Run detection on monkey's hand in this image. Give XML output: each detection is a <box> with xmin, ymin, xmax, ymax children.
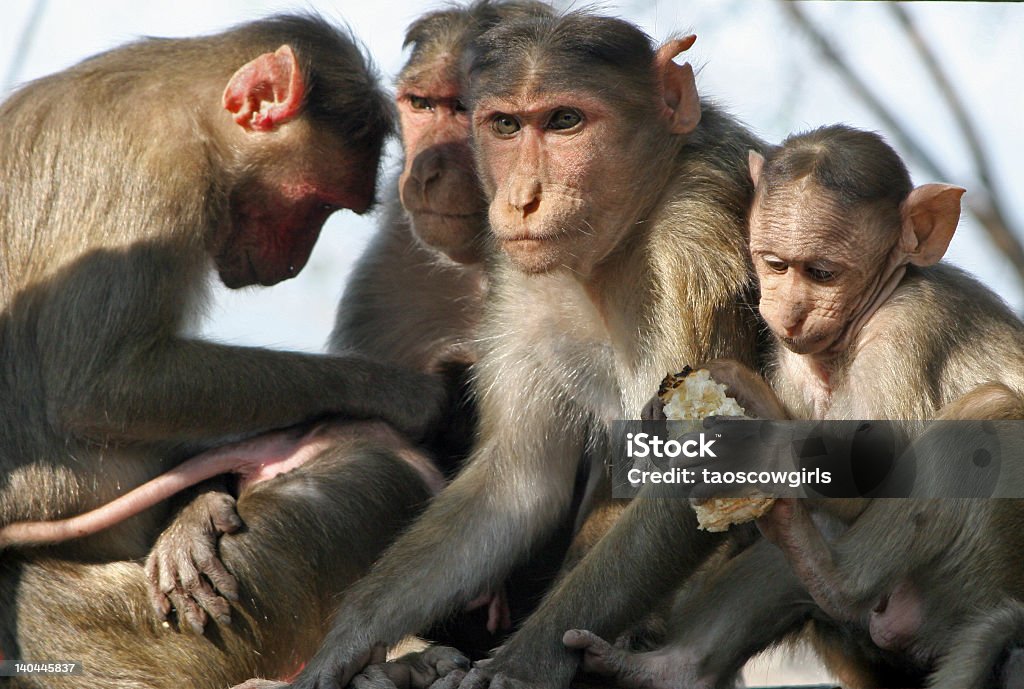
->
<box><xmin>350</xmin><ymin>645</ymin><xmax>471</xmax><ymax>689</ymax></box>
<box><xmin>145</xmin><ymin>485</ymin><xmax>242</xmax><ymax>634</ymax></box>
<box><xmin>696</xmin><ymin>359</ymin><xmax>788</xmax><ymax>420</ymax></box>
<box><xmin>445</xmin><ymin>657</ymin><xmax>565</xmax><ymax>689</ymax></box>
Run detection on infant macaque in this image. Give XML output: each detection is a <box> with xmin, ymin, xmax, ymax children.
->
<box><xmin>565</xmin><ymin>125</ymin><xmax>1024</xmax><ymax>689</ymax></box>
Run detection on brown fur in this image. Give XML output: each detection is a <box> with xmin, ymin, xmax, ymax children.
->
<box><xmin>260</xmin><ymin>12</ymin><xmax>765</xmax><ymax>689</ymax></box>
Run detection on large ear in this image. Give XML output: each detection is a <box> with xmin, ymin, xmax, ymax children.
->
<box><xmin>222</xmin><ymin>45</ymin><xmax>306</xmax><ymax>132</ymax></box>
<box><xmin>748</xmin><ymin>150</ymin><xmax>765</xmax><ymax>188</ymax></box>
<box><xmin>655</xmin><ymin>35</ymin><xmax>701</xmax><ymax>135</ymax></box>
<box><xmin>899</xmin><ymin>183</ymin><xmax>966</xmax><ymax>266</ymax></box>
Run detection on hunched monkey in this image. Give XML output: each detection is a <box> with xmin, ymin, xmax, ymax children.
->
<box><xmin>0</xmin><ymin>14</ymin><xmax>448</xmax><ymax>687</ymax></box>
<box><xmin>234</xmin><ymin>12</ymin><xmax>766</xmax><ymax>689</ymax></box>
<box><xmin>567</xmin><ymin>125</ymin><xmax>1024</xmax><ymax>689</ymax></box>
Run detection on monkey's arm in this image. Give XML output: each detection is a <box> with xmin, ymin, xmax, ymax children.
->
<box><xmin>466</xmin><ymin>496</ymin><xmax>729</xmax><ymax>689</ymax></box>
<box><xmin>564</xmin><ymin>539</ymin><xmax>814</xmax><ymax>689</ymax></box>
<box><xmin>282</xmin><ymin>349</ymin><xmax>588</xmax><ymax>689</ymax></box>
<box><xmin>48</xmin><ymin>336</ymin><xmax>443</xmax><ymax>444</ymax></box>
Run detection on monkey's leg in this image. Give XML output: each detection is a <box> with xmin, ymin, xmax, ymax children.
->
<box><xmin>1</xmin><ymin>441</ymin><xmax>433</xmax><ymax>689</ymax></box>
<box><xmin>928</xmin><ymin>600</ymin><xmax>1024</xmax><ymax>689</ymax></box>
<box><xmin>564</xmin><ymin>539</ymin><xmax>812</xmax><ymax>689</ymax></box>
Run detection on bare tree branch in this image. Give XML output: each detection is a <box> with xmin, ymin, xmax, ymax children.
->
<box><xmin>778</xmin><ymin>0</ymin><xmax>1024</xmax><ymax>286</ymax></box>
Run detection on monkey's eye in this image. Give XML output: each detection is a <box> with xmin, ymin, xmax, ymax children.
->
<box><xmin>807</xmin><ymin>266</ymin><xmax>836</xmax><ymax>283</ymax></box>
<box><xmin>547</xmin><ymin>109</ymin><xmax>582</xmax><ymax>131</ymax></box>
<box><xmin>763</xmin><ymin>257</ymin><xmax>788</xmax><ymax>274</ymax></box>
<box><xmin>492</xmin><ymin>114</ymin><xmax>521</xmax><ymax>137</ymax></box>
<box><xmin>409</xmin><ymin>95</ymin><xmax>433</xmax><ymax>111</ymax></box>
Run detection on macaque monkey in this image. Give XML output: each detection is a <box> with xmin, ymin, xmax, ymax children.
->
<box><xmin>139</xmin><ymin>1</ymin><xmax>579</xmax><ymax>654</ymax></box>
<box><xmin>233</xmin><ymin>12</ymin><xmax>766</xmax><ymax>689</ymax></box>
<box><xmin>0</xmin><ymin>14</ymin><xmax>455</xmax><ymax>687</ymax></box>
<box><xmin>566</xmin><ymin>125</ymin><xmax>1024</xmax><ymax>689</ymax></box>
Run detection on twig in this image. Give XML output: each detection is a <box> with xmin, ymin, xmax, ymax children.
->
<box><xmin>778</xmin><ymin>1</ymin><xmax>1024</xmax><ymax>286</ymax></box>
<box><xmin>3</xmin><ymin>0</ymin><xmax>49</xmax><ymax>93</ymax></box>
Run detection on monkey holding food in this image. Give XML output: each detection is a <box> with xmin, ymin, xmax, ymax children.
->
<box><xmin>566</xmin><ymin>125</ymin><xmax>1024</xmax><ymax>689</ymax></box>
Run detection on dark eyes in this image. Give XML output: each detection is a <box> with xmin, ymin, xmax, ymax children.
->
<box><xmin>409</xmin><ymin>95</ymin><xmax>468</xmax><ymax>114</ymax></box>
<box><xmin>807</xmin><ymin>267</ymin><xmax>836</xmax><ymax>283</ymax></box>
<box><xmin>409</xmin><ymin>95</ymin><xmax>432</xmax><ymax>110</ymax></box>
<box><xmin>762</xmin><ymin>257</ymin><xmax>837</xmax><ymax>283</ymax></box>
<box><xmin>548</xmin><ymin>109</ymin><xmax>582</xmax><ymax>130</ymax></box>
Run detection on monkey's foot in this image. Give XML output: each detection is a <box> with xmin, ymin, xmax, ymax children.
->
<box><xmin>563</xmin><ymin>630</ymin><xmax>713</xmax><ymax>689</ymax></box>
<box><xmin>145</xmin><ymin>487</ymin><xmax>242</xmax><ymax>634</ymax></box>
<box><xmin>351</xmin><ymin>646</ymin><xmax>471</xmax><ymax>689</ymax></box>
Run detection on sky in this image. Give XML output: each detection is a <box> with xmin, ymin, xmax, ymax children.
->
<box><xmin>3</xmin><ymin>0</ymin><xmax>1022</xmax><ymax>354</ymax></box>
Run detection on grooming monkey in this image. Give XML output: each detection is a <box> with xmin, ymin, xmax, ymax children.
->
<box><xmin>235</xmin><ymin>11</ymin><xmax>766</xmax><ymax>689</ymax></box>
<box><xmin>0</xmin><ymin>14</ymin><xmax>457</xmax><ymax>688</ymax></box>
<box><xmin>566</xmin><ymin>125</ymin><xmax>1024</xmax><ymax>689</ymax></box>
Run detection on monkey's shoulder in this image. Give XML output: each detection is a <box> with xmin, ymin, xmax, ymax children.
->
<box><xmin>855</xmin><ymin>263</ymin><xmax>1024</xmax><ymax>407</ymax></box>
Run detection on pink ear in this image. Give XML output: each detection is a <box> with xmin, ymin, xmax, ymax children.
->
<box><xmin>899</xmin><ymin>183</ymin><xmax>966</xmax><ymax>266</ymax></box>
<box><xmin>222</xmin><ymin>45</ymin><xmax>305</xmax><ymax>132</ymax></box>
<box><xmin>748</xmin><ymin>150</ymin><xmax>765</xmax><ymax>187</ymax></box>
<box><xmin>655</xmin><ymin>35</ymin><xmax>701</xmax><ymax>135</ymax></box>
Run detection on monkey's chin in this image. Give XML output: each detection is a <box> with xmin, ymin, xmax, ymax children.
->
<box><xmin>500</xmin><ymin>238</ymin><xmax>563</xmax><ymax>274</ymax></box>
<box><xmin>779</xmin><ymin>333</ymin><xmax>836</xmax><ymax>356</ymax></box>
<box><xmin>409</xmin><ymin>212</ymin><xmax>485</xmax><ymax>265</ymax></box>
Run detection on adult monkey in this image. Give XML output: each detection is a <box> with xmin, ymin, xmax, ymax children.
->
<box><xmin>0</xmin><ymin>14</ymin><xmax>448</xmax><ymax>687</ymax></box>
<box><xmin>139</xmin><ymin>0</ymin><xmax>570</xmax><ymax>649</ymax></box>
<box><xmin>235</xmin><ymin>12</ymin><xmax>764</xmax><ymax>689</ymax></box>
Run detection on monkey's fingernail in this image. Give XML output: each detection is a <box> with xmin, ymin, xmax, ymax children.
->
<box><xmin>455</xmin><ymin>656</ymin><xmax>471</xmax><ymax>669</ymax></box>
<box><xmin>216</xmin><ymin>612</ymin><xmax>232</xmax><ymax>625</ymax></box>
<box><xmin>161</xmin><ymin>620</ymin><xmax>171</xmax><ymax>629</ymax></box>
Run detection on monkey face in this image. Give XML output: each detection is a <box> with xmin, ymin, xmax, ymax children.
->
<box><xmin>213</xmin><ymin>124</ymin><xmax>381</xmax><ymax>288</ymax></box>
<box><xmin>474</xmin><ymin>90</ymin><xmax>643</xmax><ymax>277</ymax></box>
<box><xmin>397</xmin><ymin>79</ymin><xmax>486</xmax><ymax>265</ymax></box>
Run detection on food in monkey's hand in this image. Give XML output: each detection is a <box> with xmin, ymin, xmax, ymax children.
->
<box><xmin>658</xmin><ymin>366</ymin><xmax>775</xmax><ymax>532</ymax></box>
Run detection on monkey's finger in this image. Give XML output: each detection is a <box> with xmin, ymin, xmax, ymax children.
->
<box><xmin>640</xmin><ymin>396</ymin><xmax>666</xmax><ymax>421</ymax></box>
<box><xmin>428</xmin><ymin>669</ymin><xmax>466</xmax><ymax>689</ymax></box>
<box><xmin>189</xmin><ymin>573</ymin><xmax>233</xmax><ymax>627</ymax></box>
<box><xmin>207</xmin><ymin>492</ymin><xmax>244</xmax><ymax>534</ymax></box>
<box><xmin>352</xmin><ymin>665</ymin><xmax>403</xmax><ymax>689</ymax></box>
<box><xmin>167</xmin><ymin>587</ymin><xmax>208</xmax><ymax>635</ymax></box>
<box><xmin>419</xmin><ymin>646</ymin><xmax>471</xmax><ymax>677</ymax></box>
<box><xmin>563</xmin><ymin>629</ymin><xmax>623</xmax><ymax>676</ymax></box>
<box><xmin>144</xmin><ymin>555</ymin><xmax>172</xmax><ymax>620</ymax></box>
<box><xmin>194</xmin><ymin>543</ymin><xmax>240</xmax><ymax>602</ymax></box>
<box><xmin>455</xmin><ymin>667</ymin><xmax>491</xmax><ymax>689</ymax></box>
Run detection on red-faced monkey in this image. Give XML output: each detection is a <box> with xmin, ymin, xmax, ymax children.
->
<box><xmin>0</xmin><ymin>14</ymin><xmax>454</xmax><ymax>688</ymax></box>
<box><xmin>565</xmin><ymin>125</ymin><xmax>1024</xmax><ymax>689</ymax></box>
<box><xmin>233</xmin><ymin>12</ymin><xmax>766</xmax><ymax>689</ymax></box>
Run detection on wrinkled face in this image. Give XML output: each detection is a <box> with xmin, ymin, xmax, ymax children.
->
<box><xmin>213</xmin><ymin>123</ymin><xmax>380</xmax><ymax>288</ymax></box>
<box><xmin>474</xmin><ymin>89</ymin><xmax>640</xmax><ymax>276</ymax></box>
<box><xmin>397</xmin><ymin>63</ymin><xmax>486</xmax><ymax>264</ymax></box>
<box><xmin>751</xmin><ymin>183</ymin><xmax>892</xmax><ymax>356</ymax></box>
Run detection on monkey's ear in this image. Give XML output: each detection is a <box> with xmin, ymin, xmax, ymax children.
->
<box><xmin>222</xmin><ymin>45</ymin><xmax>306</xmax><ymax>132</ymax></box>
<box><xmin>748</xmin><ymin>150</ymin><xmax>765</xmax><ymax>187</ymax></box>
<box><xmin>655</xmin><ymin>35</ymin><xmax>701</xmax><ymax>135</ymax></box>
<box><xmin>900</xmin><ymin>184</ymin><xmax>966</xmax><ymax>266</ymax></box>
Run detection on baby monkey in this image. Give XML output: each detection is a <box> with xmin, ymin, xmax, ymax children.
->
<box><xmin>566</xmin><ymin>125</ymin><xmax>1024</xmax><ymax>689</ymax></box>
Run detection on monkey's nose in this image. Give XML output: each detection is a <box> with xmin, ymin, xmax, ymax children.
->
<box><xmin>510</xmin><ymin>180</ymin><xmax>542</xmax><ymax>215</ymax></box>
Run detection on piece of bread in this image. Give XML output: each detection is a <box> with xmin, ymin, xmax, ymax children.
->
<box><xmin>658</xmin><ymin>366</ymin><xmax>775</xmax><ymax>532</ymax></box>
